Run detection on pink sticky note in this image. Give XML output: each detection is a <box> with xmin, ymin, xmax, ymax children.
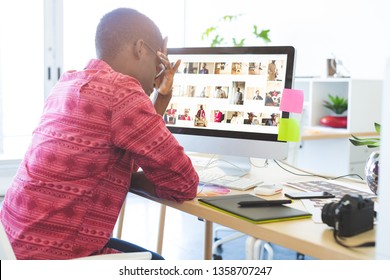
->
<box><xmin>279</xmin><ymin>88</ymin><xmax>304</xmax><ymax>113</ymax></box>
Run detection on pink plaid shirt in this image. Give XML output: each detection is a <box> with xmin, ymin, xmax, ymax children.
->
<box><xmin>0</xmin><ymin>59</ymin><xmax>198</xmax><ymax>259</ymax></box>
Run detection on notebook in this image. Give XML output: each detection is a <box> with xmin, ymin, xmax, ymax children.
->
<box><xmin>198</xmin><ymin>194</ymin><xmax>312</xmax><ymax>224</ymax></box>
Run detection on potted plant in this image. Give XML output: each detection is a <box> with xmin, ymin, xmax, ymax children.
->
<box><xmin>320</xmin><ymin>94</ymin><xmax>348</xmax><ymax>128</ymax></box>
<box><xmin>349</xmin><ymin>123</ymin><xmax>381</xmax><ymax>195</ymax></box>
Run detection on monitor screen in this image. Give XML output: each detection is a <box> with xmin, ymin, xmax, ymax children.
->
<box><xmin>165</xmin><ymin>46</ymin><xmax>295</xmax><ymax>175</ymax></box>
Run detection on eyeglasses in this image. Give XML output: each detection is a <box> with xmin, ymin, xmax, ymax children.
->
<box><xmin>143</xmin><ymin>41</ymin><xmax>166</xmax><ymax>79</ymax></box>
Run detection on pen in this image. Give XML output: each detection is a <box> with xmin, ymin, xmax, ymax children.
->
<box><xmin>238</xmin><ymin>199</ymin><xmax>292</xmax><ymax>208</ymax></box>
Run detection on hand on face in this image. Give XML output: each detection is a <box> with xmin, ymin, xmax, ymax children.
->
<box><xmin>154</xmin><ymin>37</ymin><xmax>181</xmax><ymax>95</ymax></box>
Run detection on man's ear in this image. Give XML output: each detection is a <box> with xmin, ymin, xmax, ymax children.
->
<box><xmin>132</xmin><ymin>39</ymin><xmax>144</xmax><ymax>60</ymax></box>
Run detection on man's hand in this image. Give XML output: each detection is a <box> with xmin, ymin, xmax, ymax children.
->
<box><xmin>154</xmin><ymin>37</ymin><xmax>181</xmax><ymax>95</ymax></box>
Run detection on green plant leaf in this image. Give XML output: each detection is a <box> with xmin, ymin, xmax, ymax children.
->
<box><xmin>222</xmin><ymin>15</ymin><xmax>239</xmax><ymax>22</ymax></box>
<box><xmin>350</xmin><ymin>135</ymin><xmax>380</xmax><ymax>142</ymax></box>
<box><xmin>374</xmin><ymin>122</ymin><xmax>381</xmax><ymax>134</ymax></box>
<box><xmin>201</xmin><ymin>26</ymin><xmax>217</xmax><ymax>40</ymax></box>
<box><xmin>232</xmin><ymin>38</ymin><xmax>245</xmax><ymax>46</ymax></box>
<box><xmin>323</xmin><ymin>94</ymin><xmax>348</xmax><ymax>114</ymax></box>
<box><xmin>349</xmin><ymin>139</ymin><xmax>380</xmax><ymax>148</ymax></box>
<box><xmin>211</xmin><ymin>35</ymin><xmax>224</xmax><ymax>47</ymax></box>
<box><xmin>253</xmin><ymin>26</ymin><xmax>271</xmax><ymax>43</ymax></box>
<box><xmin>201</xmin><ymin>14</ymin><xmax>271</xmax><ymax>47</ymax></box>
<box><xmin>349</xmin><ymin>122</ymin><xmax>381</xmax><ymax>148</ymax></box>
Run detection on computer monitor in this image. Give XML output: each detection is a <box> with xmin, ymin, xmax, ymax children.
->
<box><xmin>166</xmin><ymin>46</ymin><xmax>296</xmax><ymax>176</ymax></box>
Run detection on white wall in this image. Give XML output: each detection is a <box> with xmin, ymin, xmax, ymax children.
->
<box><xmin>183</xmin><ymin>0</ymin><xmax>390</xmax><ymax>79</ymax></box>
<box><xmin>60</xmin><ymin>0</ymin><xmax>390</xmax><ymax>79</ymax></box>
<box><xmin>62</xmin><ymin>0</ymin><xmax>185</xmax><ymax>70</ymax></box>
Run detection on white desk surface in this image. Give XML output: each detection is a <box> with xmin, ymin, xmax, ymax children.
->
<box><xmin>133</xmin><ymin>154</ymin><xmax>376</xmax><ymax>260</ymax></box>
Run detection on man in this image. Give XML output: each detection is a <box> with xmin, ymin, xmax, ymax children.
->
<box><xmin>265</xmin><ymin>113</ymin><xmax>278</xmax><ymax>126</ymax></box>
<box><xmin>179</xmin><ymin>109</ymin><xmax>192</xmax><ymax>120</ymax></box>
<box><xmin>214</xmin><ymin>86</ymin><xmax>223</xmax><ymax>98</ymax></box>
<box><xmin>234</xmin><ymin>87</ymin><xmax>243</xmax><ymax>105</ymax></box>
<box><xmin>195</xmin><ymin>104</ymin><xmax>206</xmax><ymax>126</ymax></box>
<box><xmin>165</xmin><ymin>103</ymin><xmax>177</xmax><ymax>124</ymax></box>
<box><xmin>199</xmin><ymin>63</ymin><xmax>209</xmax><ymax>74</ymax></box>
<box><xmin>253</xmin><ymin>90</ymin><xmax>263</xmax><ymax>100</ymax></box>
<box><xmin>213</xmin><ymin>86</ymin><xmax>226</xmax><ymax>99</ymax></box>
<box><xmin>244</xmin><ymin>112</ymin><xmax>256</xmax><ymax>124</ymax></box>
<box><xmin>0</xmin><ymin>8</ymin><xmax>198</xmax><ymax>260</ymax></box>
<box><xmin>268</xmin><ymin>60</ymin><xmax>278</xmax><ymax>81</ymax></box>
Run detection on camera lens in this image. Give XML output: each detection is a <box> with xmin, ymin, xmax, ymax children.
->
<box><xmin>321</xmin><ymin>202</ymin><xmax>338</xmax><ymax>227</ymax></box>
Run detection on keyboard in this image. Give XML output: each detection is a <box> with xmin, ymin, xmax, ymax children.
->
<box><xmin>198</xmin><ymin>171</ymin><xmax>263</xmax><ymax>191</ymax></box>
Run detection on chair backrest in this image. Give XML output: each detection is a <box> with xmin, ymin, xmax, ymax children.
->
<box><xmin>1</xmin><ymin>221</ymin><xmax>151</xmax><ymax>260</ymax></box>
<box><xmin>76</xmin><ymin>251</ymin><xmax>152</xmax><ymax>260</ymax></box>
<box><xmin>0</xmin><ymin>222</ymin><xmax>17</xmax><ymax>260</ymax></box>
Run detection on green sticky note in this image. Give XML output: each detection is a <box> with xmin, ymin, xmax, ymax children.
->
<box><xmin>278</xmin><ymin>118</ymin><xmax>300</xmax><ymax>142</ymax></box>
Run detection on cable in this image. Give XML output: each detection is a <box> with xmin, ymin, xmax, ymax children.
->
<box><xmin>199</xmin><ymin>155</ymin><xmax>365</xmax><ymax>182</ymax></box>
<box><xmin>196</xmin><ymin>154</ymin><xmax>218</xmax><ymax>172</ymax></box>
<box><xmin>273</xmin><ymin>160</ymin><xmax>330</xmax><ymax>180</ymax></box>
<box><xmin>331</xmin><ymin>174</ymin><xmax>364</xmax><ymax>180</ymax></box>
<box><xmin>333</xmin><ymin>230</ymin><xmax>375</xmax><ymax>248</ymax></box>
<box><xmin>274</xmin><ymin>160</ymin><xmax>365</xmax><ymax>181</ymax></box>
<box><xmin>203</xmin><ymin>154</ymin><xmax>218</xmax><ymax>169</ymax></box>
<box><xmin>249</xmin><ymin>158</ymin><xmax>269</xmax><ymax>169</ymax></box>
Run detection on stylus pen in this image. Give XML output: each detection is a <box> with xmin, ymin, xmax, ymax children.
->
<box><xmin>238</xmin><ymin>199</ymin><xmax>292</xmax><ymax>208</ymax></box>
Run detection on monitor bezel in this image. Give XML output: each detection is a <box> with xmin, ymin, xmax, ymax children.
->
<box><xmin>166</xmin><ymin>46</ymin><xmax>295</xmax><ymax>142</ymax></box>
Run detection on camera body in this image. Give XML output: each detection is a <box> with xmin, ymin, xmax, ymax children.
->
<box><xmin>321</xmin><ymin>194</ymin><xmax>374</xmax><ymax>237</ymax></box>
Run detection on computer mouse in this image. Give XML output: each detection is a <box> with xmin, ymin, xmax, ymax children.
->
<box><xmin>254</xmin><ymin>184</ymin><xmax>283</xmax><ymax>196</ymax></box>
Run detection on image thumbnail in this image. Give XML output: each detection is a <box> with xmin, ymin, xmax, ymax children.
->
<box><xmin>194</xmin><ymin>104</ymin><xmax>207</xmax><ymax>127</ymax></box>
<box><xmin>214</xmin><ymin>62</ymin><xmax>231</xmax><ymax>74</ymax></box>
<box><xmin>164</xmin><ymin>103</ymin><xmax>177</xmax><ymax>124</ymax></box>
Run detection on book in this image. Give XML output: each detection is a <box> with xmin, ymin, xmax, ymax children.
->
<box><xmin>198</xmin><ymin>194</ymin><xmax>312</xmax><ymax>224</ymax></box>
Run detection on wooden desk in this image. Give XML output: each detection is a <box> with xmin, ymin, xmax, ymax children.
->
<box><xmin>133</xmin><ymin>159</ymin><xmax>376</xmax><ymax>260</ymax></box>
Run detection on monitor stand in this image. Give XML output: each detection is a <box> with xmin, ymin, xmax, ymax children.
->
<box><xmin>216</xmin><ymin>155</ymin><xmax>251</xmax><ymax>177</ymax></box>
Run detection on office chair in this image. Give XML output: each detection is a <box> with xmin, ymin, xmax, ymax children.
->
<box><xmin>0</xmin><ymin>221</ymin><xmax>16</xmax><ymax>260</ymax></box>
<box><xmin>115</xmin><ymin>197</ymin><xmax>127</xmax><ymax>239</ymax></box>
<box><xmin>115</xmin><ymin>194</ymin><xmax>166</xmax><ymax>256</ymax></box>
<box><xmin>0</xmin><ymin>222</ymin><xmax>152</xmax><ymax>260</ymax></box>
<box><xmin>212</xmin><ymin>226</ymin><xmax>274</xmax><ymax>260</ymax></box>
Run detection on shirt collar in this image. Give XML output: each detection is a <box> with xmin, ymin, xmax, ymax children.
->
<box><xmin>84</xmin><ymin>59</ymin><xmax>113</xmax><ymax>71</ymax></box>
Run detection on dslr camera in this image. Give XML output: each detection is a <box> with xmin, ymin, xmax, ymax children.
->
<box><xmin>321</xmin><ymin>194</ymin><xmax>375</xmax><ymax>237</ymax></box>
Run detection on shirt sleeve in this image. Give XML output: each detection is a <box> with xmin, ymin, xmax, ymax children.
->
<box><xmin>111</xmin><ymin>83</ymin><xmax>198</xmax><ymax>202</ymax></box>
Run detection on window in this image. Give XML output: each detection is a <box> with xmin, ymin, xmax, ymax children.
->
<box><xmin>0</xmin><ymin>0</ymin><xmax>186</xmax><ymax>161</ymax></box>
<box><xmin>0</xmin><ymin>0</ymin><xmax>45</xmax><ymax>160</ymax></box>
<box><xmin>63</xmin><ymin>0</ymin><xmax>186</xmax><ymax>70</ymax></box>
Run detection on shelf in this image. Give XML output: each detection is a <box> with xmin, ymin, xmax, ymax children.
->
<box><xmin>302</xmin><ymin>127</ymin><xmax>378</xmax><ymax>141</ymax></box>
<box><xmin>294</xmin><ymin>78</ymin><xmax>382</xmax><ymax>132</ymax></box>
<box><xmin>291</xmin><ymin>78</ymin><xmax>383</xmax><ymax>177</ymax></box>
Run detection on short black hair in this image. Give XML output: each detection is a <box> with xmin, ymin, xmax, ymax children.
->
<box><xmin>95</xmin><ymin>8</ymin><xmax>162</xmax><ymax>60</ymax></box>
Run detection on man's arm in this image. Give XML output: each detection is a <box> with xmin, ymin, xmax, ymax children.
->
<box><xmin>130</xmin><ymin>171</ymin><xmax>158</xmax><ymax>198</ymax></box>
<box><xmin>152</xmin><ymin>90</ymin><xmax>173</xmax><ymax>116</ymax></box>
